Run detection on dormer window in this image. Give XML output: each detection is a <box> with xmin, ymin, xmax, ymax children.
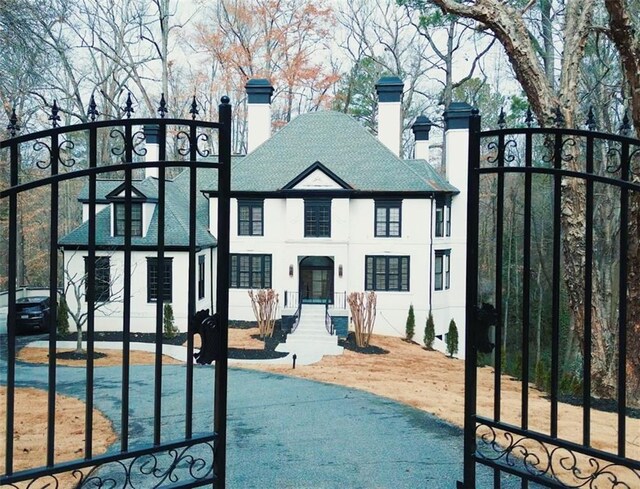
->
<box><xmin>114</xmin><ymin>202</ymin><xmax>143</xmax><ymax>236</ymax></box>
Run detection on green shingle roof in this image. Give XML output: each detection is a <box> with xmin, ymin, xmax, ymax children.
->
<box><xmin>210</xmin><ymin>110</ymin><xmax>457</xmax><ymax>193</ymax></box>
<box><xmin>60</xmin><ymin>177</ymin><xmax>215</xmax><ymax>249</ymax></box>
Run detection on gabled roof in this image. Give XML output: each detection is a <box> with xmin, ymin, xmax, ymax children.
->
<box><xmin>204</xmin><ymin>110</ymin><xmax>456</xmax><ymax>193</ymax></box>
<box><xmin>78</xmin><ymin>179</ymin><xmax>160</xmax><ymax>203</ymax></box>
<box><xmin>282</xmin><ymin>161</ymin><xmax>353</xmax><ymax>190</ymax></box>
<box><xmin>60</xmin><ymin>176</ymin><xmax>215</xmax><ymax>249</ymax></box>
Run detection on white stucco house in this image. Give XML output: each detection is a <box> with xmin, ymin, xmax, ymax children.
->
<box><xmin>59</xmin><ymin>77</ymin><xmax>473</xmax><ymax>355</ymax></box>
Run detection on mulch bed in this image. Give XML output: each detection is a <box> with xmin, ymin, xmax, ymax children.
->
<box><xmin>56</xmin><ymin>329</ymin><xmax>289</xmax><ymax>360</ymax></box>
<box><xmin>339</xmin><ymin>333</ymin><xmax>389</xmax><ymax>355</ymax></box>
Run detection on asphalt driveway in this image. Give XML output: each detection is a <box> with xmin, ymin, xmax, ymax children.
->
<box><xmin>2</xmin><ymin>338</ymin><xmax>532</xmax><ymax>488</ymax></box>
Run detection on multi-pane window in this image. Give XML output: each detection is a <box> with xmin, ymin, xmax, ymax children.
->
<box><xmin>198</xmin><ymin>255</ymin><xmax>205</xmax><ymax>300</ymax></box>
<box><xmin>147</xmin><ymin>257</ymin><xmax>173</xmax><ymax>302</ymax></box>
<box><xmin>304</xmin><ymin>199</ymin><xmax>331</xmax><ymax>237</ymax></box>
<box><xmin>230</xmin><ymin>254</ymin><xmax>272</xmax><ymax>289</ymax></box>
<box><xmin>114</xmin><ymin>202</ymin><xmax>143</xmax><ymax>236</ymax></box>
<box><xmin>85</xmin><ymin>256</ymin><xmax>110</xmax><ymax>302</ymax></box>
<box><xmin>365</xmin><ymin>256</ymin><xmax>410</xmax><ymax>291</ymax></box>
<box><xmin>435</xmin><ymin>197</ymin><xmax>451</xmax><ymax>237</ymax></box>
<box><xmin>434</xmin><ymin>250</ymin><xmax>451</xmax><ymax>291</ymax></box>
<box><xmin>375</xmin><ymin>200</ymin><xmax>401</xmax><ymax>237</ymax></box>
<box><xmin>238</xmin><ymin>200</ymin><xmax>264</xmax><ymax>236</ymax></box>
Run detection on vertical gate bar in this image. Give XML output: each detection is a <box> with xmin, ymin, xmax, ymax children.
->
<box><xmin>583</xmin><ymin>134</ymin><xmax>594</xmax><ymax>447</ymax></box>
<box><xmin>47</xmin><ymin>132</ymin><xmax>59</xmax><ymax>467</ymax></box>
<box><xmin>550</xmin><ymin>131</ymin><xmax>562</xmax><ymax>439</ymax></box>
<box><xmin>154</xmin><ymin>122</ymin><xmax>167</xmax><ymax>446</ymax></box>
<box><xmin>85</xmin><ymin>125</ymin><xmax>98</xmax><ymax>459</ymax></box>
<box><xmin>214</xmin><ymin>97</ymin><xmax>232</xmax><ymax>489</ymax></box>
<box><xmin>185</xmin><ymin>122</ymin><xmax>198</xmax><ymax>439</ymax></box>
<box><xmin>121</xmin><ymin>122</ymin><xmax>133</xmax><ymax>452</ymax></box>
<box><xmin>5</xmin><ymin>141</ymin><xmax>19</xmax><ymax>475</ymax></box>
<box><xmin>522</xmin><ymin>131</ymin><xmax>533</xmax><ymax>432</ymax></box>
<box><xmin>617</xmin><ymin>140</ymin><xmax>629</xmax><ymax>457</ymax></box>
<box><xmin>494</xmin><ymin>132</ymin><xmax>505</xmax><ymax>426</ymax></box>
<box><xmin>495</xmin><ymin>129</ymin><xmax>507</xmax><ymax>488</ymax></box>
<box><xmin>462</xmin><ymin>109</ymin><xmax>480</xmax><ymax>489</ymax></box>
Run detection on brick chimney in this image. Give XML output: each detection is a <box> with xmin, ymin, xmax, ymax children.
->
<box><xmin>411</xmin><ymin>115</ymin><xmax>432</xmax><ymax>161</ymax></box>
<box><xmin>245</xmin><ymin>78</ymin><xmax>274</xmax><ymax>153</ymax></box>
<box><xmin>375</xmin><ymin>76</ymin><xmax>404</xmax><ymax>157</ymax></box>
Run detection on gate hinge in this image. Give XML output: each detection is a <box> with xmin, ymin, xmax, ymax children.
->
<box><xmin>189</xmin><ymin>309</ymin><xmax>220</xmax><ymax>365</ymax></box>
<box><xmin>474</xmin><ymin>303</ymin><xmax>497</xmax><ymax>354</ymax></box>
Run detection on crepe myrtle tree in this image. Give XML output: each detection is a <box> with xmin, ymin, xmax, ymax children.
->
<box><xmin>63</xmin><ymin>251</ymin><xmax>129</xmax><ymax>353</ymax></box>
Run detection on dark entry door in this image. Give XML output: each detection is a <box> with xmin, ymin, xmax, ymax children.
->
<box><xmin>0</xmin><ymin>97</ymin><xmax>232</xmax><ymax>488</ymax></box>
<box><xmin>462</xmin><ymin>111</ymin><xmax>640</xmax><ymax>488</ymax></box>
<box><xmin>299</xmin><ymin>256</ymin><xmax>334</xmax><ymax>303</ymax></box>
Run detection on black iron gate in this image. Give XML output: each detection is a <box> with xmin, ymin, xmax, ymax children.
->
<box><xmin>0</xmin><ymin>95</ymin><xmax>232</xmax><ymax>487</ymax></box>
<box><xmin>461</xmin><ymin>110</ymin><xmax>640</xmax><ymax>488</ymax></box>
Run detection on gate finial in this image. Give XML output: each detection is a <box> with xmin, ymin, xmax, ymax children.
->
<box><xmin>123</xmin><ymin>92</ymin><xmax>135</xmax><ymax>119</ymax></box>
<box><xmin>620</xmin><ymin>112</ymin><xmax>631</xmax><ymax>135</ymax></box>
<box><xmin>7</xmin><ymin>107</ymin><xmax>20</xmax><ymax>137</ymax></box>
<box><xmin>525</xmin><ymin>107</ymin><xmax>534</xmax><ymax>127</ymax></box>
<box><xmin>189</xmin><ymin>95</ymin><xmax>199</xmax><ymax>120</ymax></box>
<box><xmin>158</xmin><ymin>93</ymin><xmax>168</xmax><ymax>118</ymax></box>
<box><xmin>497</xmin><ymin>107</ymin><xmax>506</xmax><ymax>129</ymax></box>
<box><xmin>586</xmin><ymin>107</ymin><xmax>597</xmax><ymax>131</ymax></box>
<box><xmin>49</xmin><ymin>100</ymin><xmax>61</xmax><ymax>127</ymax></box>
<box><xmin>88</xmin><ymin>94</ymin><xmax>99</xmax><ymax>122</ymax></box>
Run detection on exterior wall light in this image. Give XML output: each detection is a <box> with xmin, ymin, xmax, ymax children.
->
<box><xmin>338</xmin><ymin>265</ymin><xmax>343</xmax><ymax>277</ymax></box>
<box><xmin>289</xmin><ymin>264</ymin><xmax>294</xmax><ymax>277</ymax></box>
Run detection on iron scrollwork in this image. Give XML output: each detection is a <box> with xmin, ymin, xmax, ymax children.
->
<box><xmin>33</xmin><ymin>140</ymin><xmax>52</xmax><ymax>169</ymax></box>
<box><xmin>176</xmin><ymin>130</ymin><xmax>212</xmax><ymax>158</ymax></box>
<box><xmin>542</xmin><ymin>135</ymin><xmax>577</xmax><ymax>165</ymax></box>
<box><xmin>485</xmin><ymin>139</ymin><xmax>518</xmax><ymax>166</ymax></box>
<box><xmin>32</xmin><ymin>139</ymin><xmax>79</xmax><ymax>169</ymax></box>
<box><xmin>476</xmin><ymin>423</ymin><xmax>640</xmax><ymax>488</ymax></box>
<box><xmin>109</xmin><ymin>128</ymin><xmax>147</xmax><ymax>159</ymax></box>
<box><xmin>110</xmin><ymin>128</ymin><xmax>127</xmax><ymax>157</ymax></box>
<box><xmin>2</xmin><ymin>440</ymin><xmax>216</xmax><ymax>488</ymax></box>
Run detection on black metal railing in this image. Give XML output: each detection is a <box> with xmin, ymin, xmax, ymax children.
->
<box><xmin>0</xmin><ymin>94</ymin><xmax>232</xmax><ymax>489</ymax></box>
<box><xmin>324</xmin><ymin>301</ymin><xmax>334</xmax><ymax>335</ymax></box>
<box><xmin>462</xmin><ymin>107</ymin><xmax>640</xmax><ymax>488</ymax></box>
<box><xmin>291</xmin><ymin>302</ymin><xmax>302</xmax><ymax>334</ymax></box>
<box><xmin>283</xmin><ymin>290</ymin><xmax>346</xmax><ymax>309</ymax></box>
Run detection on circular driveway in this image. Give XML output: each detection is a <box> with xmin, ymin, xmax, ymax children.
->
<box><xmin>3</xmin><ymin>341</ymin><xmax>528</xmax><ymax>488</ymax></box>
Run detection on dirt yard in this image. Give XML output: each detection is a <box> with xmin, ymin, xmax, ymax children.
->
<box><xmin>8</xmin><ymin>328</ymin><xmax>640</xmax><ymax>483</ymax></box>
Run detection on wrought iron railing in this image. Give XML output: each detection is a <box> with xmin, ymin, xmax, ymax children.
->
<box><xmin>290</xmin><ymin>302</ymin><xmax>302</xmax><ymax>334</ymax></box>
<box><xmin>324</xmin><ymin>302</ymin><xmax>334</xmax><ymax>335</ymax></box>
<box><xmin>283</xmin><ymin>291</ymin><xmax>346</xmax><ymax>309</ymax></box>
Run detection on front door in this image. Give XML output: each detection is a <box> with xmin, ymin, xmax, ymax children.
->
<box><xmin>299</xmin><ymin>256</ymin><xmax>334</xmax><ymax>304</ymax></box>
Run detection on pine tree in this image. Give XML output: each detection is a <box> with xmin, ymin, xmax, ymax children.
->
<box><xmin>57</xmin><ymin>296</ymin><xmax>70</xmax><ymax>335</ymax></box>
<box><xmin>405</xmin><ymin>304</ymin><xmax>415</xmax><ymax>341</ymax></box>
<box><xmin>446</xmin><ymin>319</ymin><xmax>459</xmax><ymax>358</ymax></box>
<box><xmin>163</xmin><ymin>303</ymin><xmax>178</xmax><ymax>339</ymax></box>
<box><xmin>424</xmin><ymin>311</ymin><xmax>435</xmax><ymax>349</ymax></box>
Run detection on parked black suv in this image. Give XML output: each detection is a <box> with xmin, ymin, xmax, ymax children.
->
<box><xmin>15</xmin><ymin>296</ymin><xmax>51</xmax><ymax>334</ymax></box>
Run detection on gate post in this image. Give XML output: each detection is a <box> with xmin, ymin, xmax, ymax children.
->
<box><xmin>459</xmin><ymin>106</ymin><xmax>481</xmax><ymax>488</ymax></box>
<box><xmin>215</xmin><ymin>96</ymin><xmax>233</xmax><ymax>489</ymax></box>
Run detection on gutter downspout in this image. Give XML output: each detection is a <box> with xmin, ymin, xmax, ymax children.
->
<box><xmin>429</xmin><ymin>198</ymin><xmax>434</xmax><ymax>310</ymax></box>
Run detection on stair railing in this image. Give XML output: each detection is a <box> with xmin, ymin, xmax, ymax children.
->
<box><xmin>291</xmin><ymin>299</ymin><xmax>302</xmax><ymax>334</ymax></box>
<box><xmin>325</xmin><ymin>299</ymin><xmax>334</xmax><ymax>335</ymax></box>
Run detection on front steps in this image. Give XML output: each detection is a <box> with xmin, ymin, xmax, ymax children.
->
<box><xmin>276</xmin><ymin>304</ymin><xmax>344</xmax><ymax>358</ymax></box>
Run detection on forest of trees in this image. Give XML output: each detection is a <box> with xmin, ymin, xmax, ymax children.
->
<box><xmin>1</xmin><ymin>0</ymin><xmax>640</xmax><ymax>403</ymax></box>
